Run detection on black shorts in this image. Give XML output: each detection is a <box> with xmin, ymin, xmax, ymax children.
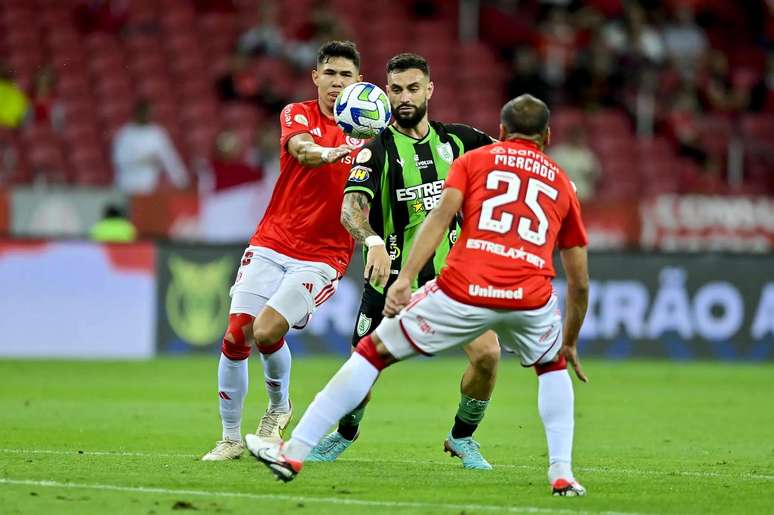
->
<box><xmin>350</xmin><ymin>283</ymin><xmax>386</xmax><ymax>347</ymax></box>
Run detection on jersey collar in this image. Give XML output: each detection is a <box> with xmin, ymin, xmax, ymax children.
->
<box><xmin>506</xmin><ymin>137</ymin><xmax>541</xmax><ymax>150</ymax></box>
<box><xmin>389</xmin><ymin>123</ymin><xmax>432</xmax><ymax>143</ymax></box>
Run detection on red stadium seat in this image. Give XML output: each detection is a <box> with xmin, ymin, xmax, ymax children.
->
<box><xmin>741</xmin><ymin>114</ymin><xmax>774</xmax><ymax>142</ymax></box>
<box><xmin>70</xmin><ymin>146</ymin><xmax>112</xmax><ymax>186</ymax></box>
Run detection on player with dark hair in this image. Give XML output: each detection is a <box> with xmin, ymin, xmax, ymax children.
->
<box><xmin>249</xmin><ymin>93</ymin><xmax>591</xmax><ymax>497</ymax></box>
<box><xmin>305</xmin><ymin>53</ymin><xmax>500</xmax><ymax>469</ymax></box>
<box><xmin>202</xmin><ymin>41</ymin><xmax>364</xmax><ymax>461</ymax></box>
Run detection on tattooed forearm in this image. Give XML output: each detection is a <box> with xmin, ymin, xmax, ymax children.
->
<box><xmin>341</xmin><ymin>192</ymin><xmax>378</xmax><ymax>243</ymax></box>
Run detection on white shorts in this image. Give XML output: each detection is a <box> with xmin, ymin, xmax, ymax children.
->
<box><xmin>229</xmin><ymin>246</ymin><xmax>340</xmax><ymax>328</ymax></box>
<box><xmin>376</xmin><ymin>280</ymin><xmax>562</xmax><ymax>366</ymax></box>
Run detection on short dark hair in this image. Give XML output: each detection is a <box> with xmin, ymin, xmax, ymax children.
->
<box><xmin>316</xmin><ymin>40</ymin><xmax>360</xmax><ymax>69</ymax></box>
<box><xmin>500</xmin><ymin>94</ymin><xmax>550</xmax><ymax>136</ymax></box>
<box><xmin>387</xmin><ymin>53</ymin><xmax>430</xmax><ymax>77</ymax></box>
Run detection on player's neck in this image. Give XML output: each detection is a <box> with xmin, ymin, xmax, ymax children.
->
<box><xmin>317</xmin><ymin>99</ymin><xmax>335</xmax><ymax>120</ymax></box>
<box><xmin>393</xmin><ymin>118</ymin><xmax>430</xmax><ymax>140</ymax></box>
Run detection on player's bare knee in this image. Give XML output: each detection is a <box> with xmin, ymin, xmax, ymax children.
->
<box><xmin>221</xmin><ymin>313</ymin><xmax>254</xmax><ymax>360</ymax></box>
<box><xmin>466</xmin><ymin>336</ymin><xmax>501</xmax><ymax>376</ymax></box>
<box><xmin>253</xmin><ymin>310</ymin><xmax>289</xmax><ymax>348</ymax></box>
<box><xmin>471</xmin><ymin>347</ymin><xmax>500</xmax><ymax>377</ymax></box>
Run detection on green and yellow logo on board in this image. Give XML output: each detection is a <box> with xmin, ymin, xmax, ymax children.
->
<box><xmin>166</xmin><ymin>255</ymin><xmax>233</xmax><ymax>346</ymax></box>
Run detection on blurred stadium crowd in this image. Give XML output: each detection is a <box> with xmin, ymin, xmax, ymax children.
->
<box><xmin>0</xmin><ymin>0</ymin><xmax>771</xmax><ymax>242</ymax></box>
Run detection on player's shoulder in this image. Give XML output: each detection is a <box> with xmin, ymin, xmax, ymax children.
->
<box><xmin>280</xmin><ymin>100</ymin><xmax>318</xmax><ymax>122</ymax></box>
<box><xmin>437</xmin><ymin>122</ymin><xmax>493</xmax><ymax>142</ymax></box>
<box><xmin>359</xmin><ymin>128</ymin><xmax>393</xmax><ymax>158</ymax></box>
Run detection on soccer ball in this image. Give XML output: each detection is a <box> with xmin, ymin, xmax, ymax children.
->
<box><xmin>334</xmin><ymin>82</ymin><xmax>392</xmax><ymax>139</ymax></box>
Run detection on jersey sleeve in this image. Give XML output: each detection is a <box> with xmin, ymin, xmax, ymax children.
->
<box><xmin>446</xmin><ymin>123</ymin><xmax>496</xmax><ymax>151</ymax></box>
<box><xmin>279</xmin><ymin>103</ymin><xmax>312</xmax><ymax>148</ymax></box>
<box><xmin>343</xmin><ymin>140</ymin><xmax>384</xmax><ymax>200</ymax></box>
<box><xmin>444</xmin><ymin>152</ymin><xmax>470</xmax><ymax>196</ymax></box>
<box><xmin>557</xmin><ymin>183</ymin><xmax>589</xmax><ymax>249</ymax></box>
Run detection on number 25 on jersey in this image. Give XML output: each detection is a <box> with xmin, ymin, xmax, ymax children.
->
<box><xmin>478</xmin><ymin>171</ymin><xmax>558</xmax><ymax>246</ymax></box>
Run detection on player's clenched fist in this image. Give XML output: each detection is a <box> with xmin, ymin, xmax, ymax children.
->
<box><xmin>383</xmin><ymin>277</ymin><xmax>411</xmax><ymax>317</ymax></box>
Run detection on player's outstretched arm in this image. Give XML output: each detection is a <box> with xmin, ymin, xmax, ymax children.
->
<box><xmin>384</xmin><ymin>187</ymin><xmax>463</xmax><ymax>317</ymax></box>
<box><xmin>287</xmin><ymin>133</ymin><xmax>356</xmax><ymax>168</ymax></box>
<box><xmin>342</xmin><ymin>192</ymin><xmax>391</xmax><ymax>288</ymax></box>
<box><xmin>559</xmin><ymin>245</ymin><xmax>590</xmax><ymax>383</ymax></box>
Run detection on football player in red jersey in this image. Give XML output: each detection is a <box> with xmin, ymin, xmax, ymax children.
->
<box><xmin>202</xmin><ymin>41</ymin><xmax>363</xmax><ymax>461</ymax></box>
<box><xmin>248</xmin><ymin>94</ymin><xmax>591</xmax><ymax>497</ymax></box>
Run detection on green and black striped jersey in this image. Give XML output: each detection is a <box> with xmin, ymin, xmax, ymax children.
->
<box><xmin>344</xmin><ymin>121</ymin><xmax>494</xmax><ymax>293</ymax></box>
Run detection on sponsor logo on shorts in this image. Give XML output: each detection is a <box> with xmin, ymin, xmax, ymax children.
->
<box><xmin>416</xmin><ymin>315</ymin><xmax>435</xmax><ymax>335</ymax></box>
<box><xmin>468</xmin><ymin>284</ymin><xmax>524</xmax><ymax>300</ymax></box>
<box><xmin>302</xmin><ymin>282</ymin><xmax>314</xmax><ymax>293</ymax></box>
<box><xmin>356</xmin><ymin>313</ymin><xmax>372</xmax><ymax>336</ymax></box>
<box><xmin>349</xmin><ymin>165</ymin><xmax>371</xmax><ymax>182</ymax></box>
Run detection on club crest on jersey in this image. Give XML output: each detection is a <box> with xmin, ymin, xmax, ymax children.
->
<box><xmin>437</xmin><ymin>142</ymin><xmax>454</xmax><ymax>164</ymax></box>
<box><xmin>294</xmin><ymin>114</ymin><xmax>309</xmax><ymax>126</ymax></box>
<box><xmin>356</xmin><ymin>313</ymin><xmax>372</xmax><ymax>336</ymax></box>
<box><xmin>356</xmin><ymin>148</ymin><xmax>372</xmax><ymax>163</ymax></box>
<box><xmin>348</xmin><ymin>166</ymin><xmax>371</xmax><ymax>182</ymax></box>
<box><xmin>346</xmin><ymin>135</ymin><xmax>366</xmax><ymax>148</ymax></box>
<box><xmin>448</xmin><ymin>229</ymin><xmax>458</xmax><ymax>244</ymax></box>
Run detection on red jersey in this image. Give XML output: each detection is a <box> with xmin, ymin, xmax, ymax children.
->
<box><xmin>437</xmin><ymin>139</ymin><xmax>588</xmax><ymax>309</ymax></box>
<box><xmin>250</xmin><ymin>100</ymin><xmax>362</xmax><ymax>275</ymax></box>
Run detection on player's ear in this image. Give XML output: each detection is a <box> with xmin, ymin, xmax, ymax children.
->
<box><xmin>358</xmin><ymin>73</ymin><xmax>363</xmax><ymax>81</ymax></box>
<box><xmin>426</xmin><ymin>80</ymin><xmax>434</xmax><ymax>99</ymax></box>
<box><xmin>312</xmin><ymin>68</ymin><xmax>319</xmax><ymax>86</ymax></box>
<box><xmin>498</xmin><ymin>123</ymin><xmax>506</xmax><ymax>141</ymax></box>
<box><xmin>545</xmin><ymin>126</ymin><xmax>551</xmax><ymax>146</ymax></box>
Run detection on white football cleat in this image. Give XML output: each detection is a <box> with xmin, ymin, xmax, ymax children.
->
<box><xmin>245</xmin><ymin>434</ymin><xmax>302</xmax><ymax>483</ymax></box>
<box><xmin>201</xmin><ymin>439</ymin><xmax>244</xmax><ymax>461</ymax></box>
<box><xmin>256</xmin><ymin>402</ymin><xmax>292</xmax><ymax>443</ymax></box>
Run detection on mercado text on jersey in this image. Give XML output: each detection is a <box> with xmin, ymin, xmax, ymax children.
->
<box><xmin>438</xmin><ymin>139</ymin><xmax>588</xmax><ymax>310</ymax></box>
<box><xmin>251</xmin><ymin>101</ymin><xmax>362</xmax><ymax>275</ymax></box>
<box><xmin>343</xmin><ymin>122</ymin><xmax>493</xmax><ymax>292</ymax></box>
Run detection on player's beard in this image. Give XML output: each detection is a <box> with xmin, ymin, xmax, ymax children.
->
<box><xmin>393</xmin><ymin>100</ymin><xmax>428</xmax><ymax>129</ymax></box>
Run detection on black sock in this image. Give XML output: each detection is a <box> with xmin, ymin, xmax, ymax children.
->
<box><xmin>338</xmin><ymin>423</ymin><xmax>359</xmax><ymax>441</ymax></box>
<box><xmin>451</xmin><ymin>415</ymin><xmax>478</xmax><ymax>439</ymax></box>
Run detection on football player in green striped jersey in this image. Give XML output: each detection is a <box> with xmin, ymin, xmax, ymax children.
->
<box><xmin>307</xmin><ymin>53</ymin><xmax>500</xmax><ymax>469</ymax></box>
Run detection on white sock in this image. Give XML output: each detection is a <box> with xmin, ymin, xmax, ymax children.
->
<box><xmin>218</xmin><ymin>353</ymin><xmax>248</xmax><ymax>442</ymax></box>
<box><xmin>260</xmin><ymin>341</ymin><xmax>291</xmax><ymax>411</ymax></box>
<box><xmin>285</xmin><ymin>353</ymin><xmax>379</xmax><ymax>462</ymax></box>
<box><xmin>537</xmin><ymin>369</ymin><xmax>575</xmax><ymax>481</ymax></box>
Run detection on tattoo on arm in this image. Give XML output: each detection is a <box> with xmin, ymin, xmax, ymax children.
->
<box><xmin>342</xmin><ymin>192</ymin><xmax>378</xmax><ymax>243</ymax></box>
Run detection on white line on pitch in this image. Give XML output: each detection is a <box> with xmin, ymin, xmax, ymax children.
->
<box><xmin>0</xmin><ymin>477</ymin><xmax>642</xmax><ymax>515</ymax></box>
<box><xmin>1</xmin><ymin>448</ymin><xmax>771</xmax><ymax>482</ymax></box>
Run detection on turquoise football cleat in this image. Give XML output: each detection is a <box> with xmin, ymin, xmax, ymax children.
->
<box><xmin>306</xmin><ymin>431</ymin><xmax>357</xmax><ymax>462</ymax></box>
<box><xmin>443</xmin><ymin>432</ymin><xmax>493</xmax><ymax>470</ymax></box>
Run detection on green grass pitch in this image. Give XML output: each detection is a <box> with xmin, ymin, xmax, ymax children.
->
<box><xmin>1</xmin><ymin>356</ymin><xmax>772</xmax><ymax>514</ymax></box>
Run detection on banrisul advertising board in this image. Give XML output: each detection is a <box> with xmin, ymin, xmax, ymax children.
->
<box><xmin>554</xmin><ymin>253</ymin><xmax>774</xmax><ymax>360</ymax></box>
<box><xmin>156</xmin><ymin>243</ymin><xmax>240</xmax><ymax>352</ymax></box>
